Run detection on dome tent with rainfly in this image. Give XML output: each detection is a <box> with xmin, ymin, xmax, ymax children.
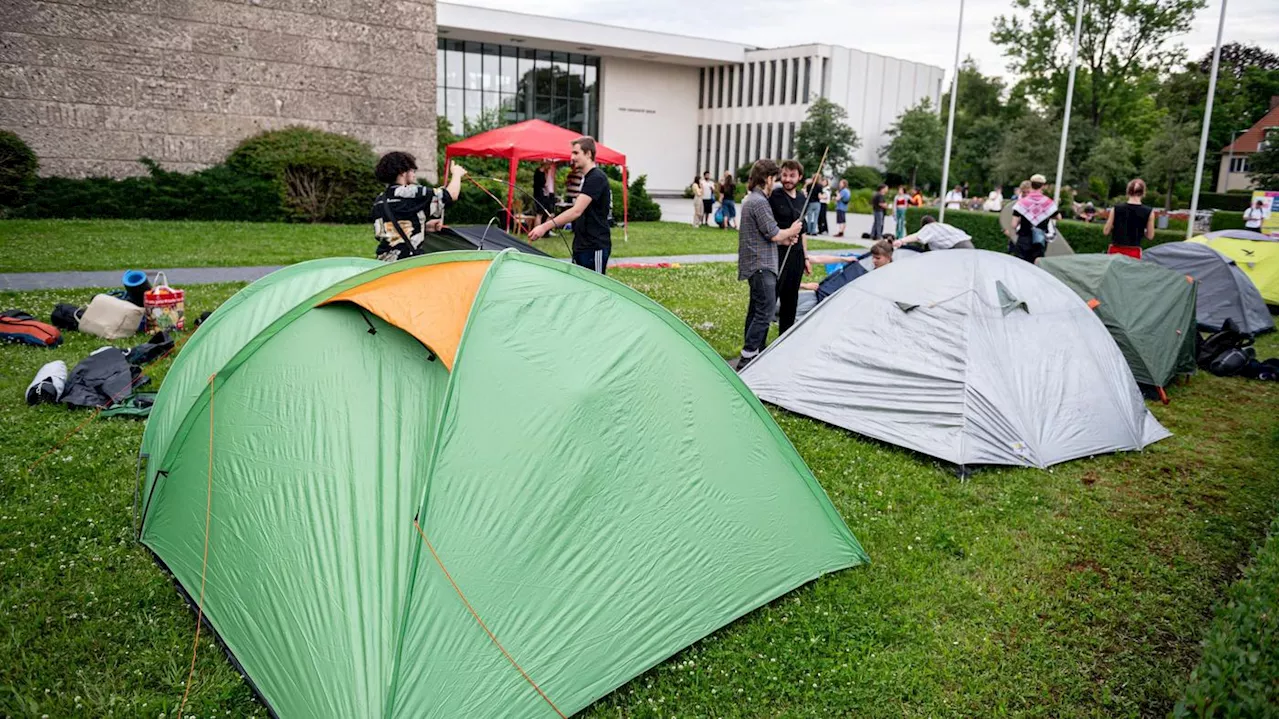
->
<box><xmin>739</xmin><ymin>250</ymin><xmax>1169</xmax><ymax>469</ymax></box>
<box><xmin>1038</xmin><ymin>254</ymin><xmax>1197</xmax><ymax>394</ymax></box>
<box><xmin>136</xmin><ymin>250</ymin><xmax>867</xmax><ymax>718</ymax></box>
<box><xmin>1188</xmin><ymin>229</ymin><xmax>1279</xmax><ymax>304</ymax></box>
<box><xmin>1144</xmin><ymin>242</ymin><xmax>1274</xmax><ymax>335</ymax></box>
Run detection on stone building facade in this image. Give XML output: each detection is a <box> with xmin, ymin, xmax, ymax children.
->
<box><xmin>0</xmin><ymin>0</ymin><xmax>437</xmax><ymax>178</ymax></box>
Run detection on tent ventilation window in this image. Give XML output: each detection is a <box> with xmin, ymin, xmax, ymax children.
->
<box><xmin>996</xmin><ymin>281</ymin><xmax>1029</xmax><ymax>316</ymax></box>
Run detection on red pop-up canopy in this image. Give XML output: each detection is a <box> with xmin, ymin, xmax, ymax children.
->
<box><xmin>444</xmin><ymin>119</ymin><xmax>627</xmax><ymax>236</ymax></box>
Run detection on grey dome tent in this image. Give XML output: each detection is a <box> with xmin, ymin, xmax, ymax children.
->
<box><xmin>740</xmin><ymin>250</ymin><xmax>1169</xmax><ymax>469</ymax></box>
<box><xmin>1143</xmin><ymin>242</ymin><xmax>1273</xmax><ymax>335</ymax></box>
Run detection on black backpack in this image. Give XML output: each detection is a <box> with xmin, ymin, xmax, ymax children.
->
<box><xmin>1196</xmin><ymin>319</ymin><xmax>1254</xmax><ymax>374</ymax></box>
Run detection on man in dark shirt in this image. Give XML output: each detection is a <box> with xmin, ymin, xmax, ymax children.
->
<box><xmin>770</xmin><ymin>159</ymin><xmax>812</xmax><ymax>334</ymax></box>
<box><xmin>529</xmin><ymin>136</ymin><xmax>613</xmax><ymax>274</ymax></box>
<box><xmin>870</xmin><ymin>184</ymin><xmax>888</xmax><ymax>239</ymax></box>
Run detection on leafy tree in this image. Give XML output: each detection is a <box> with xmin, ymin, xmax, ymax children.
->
<box><xmin>879</xmin><ymin>99</ymin><xmax>943</xmax><ymax>189</ymax></box>
<box><xmin>995</xmin><ymin>113</ymin><xmax>1062</xmax><ymax>186</ymax></box>
<box><xmin>953</xmin><ymin>116</ymin><xmax>1006</xmax><ymax>194</ymax></box>
<box><xmin>992</xmin><ymin>0</ymin><xmax>1205</xmax><ymax>129</ymax></box>
<box><xmin>794</xmin><ymin>97</ymin><xmax>860</xmax><ymax>176</ymax></box>
<box><xmin>1248</xmin><ymin>129</ymin><xmax>1278</xmax><ymax>190</ymax></box>
<box><xmin>1142</xmin><ymin>118</ymin><xmax>1199</xmax><ymax>211</ymax></box>
<box><xmin>1081</xmin><ymin>135</ymin><xmax>1136</xmax><ymax>198</ymax></box>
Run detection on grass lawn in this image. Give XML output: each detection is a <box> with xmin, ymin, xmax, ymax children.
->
<box><xmin>0</xmin><ymin>219</ymin><xmax>851</xmax><ymax>273</ymax></box>
<box><xmin>1</xmin><ymin>263</ymin><xmax>1276</xmax><ymax>718</ymax></box>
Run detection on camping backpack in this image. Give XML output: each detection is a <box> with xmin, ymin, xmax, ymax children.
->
<box><xmin>0</xmin><ymin>310</ymin><xmax>63</xmax><ymax>348</ymax></box>
<box><xmin>1196</xmin><ymin>318</ymin><xmax>1254</xmax><ymax>373</ymax></box>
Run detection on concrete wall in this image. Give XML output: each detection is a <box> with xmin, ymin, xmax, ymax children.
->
<box><xmin>1216</xmin><ymin>157</ymin><xmax>1255</xmax><ymax>193</ymax></box>
<box><xmin>599</xmin><ymin>56</ymin><xmax>698</xmax><ymax>196</ymax></box>
<box><xmin>0</xmin><ymin>0</ymin><xmax>438</xmax><ymax>179</ymax></box>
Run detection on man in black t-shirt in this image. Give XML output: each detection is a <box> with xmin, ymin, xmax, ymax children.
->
<box><xmin>528</xmin><ymin>136</ymin><xmax>613</xmax><ymax>274</ymax></box>
<box><xmin>770</xmin><ymin>159</ymin><xmax>811</xmax><ymax>334</ymax></box>
<box><xmin>870</xmin><ymin>184</ymin><xmax>888</xmax><ymax>239</ymax></box>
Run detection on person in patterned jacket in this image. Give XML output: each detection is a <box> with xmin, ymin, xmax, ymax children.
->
<box><xmin>371</xmin><ymin>151</ymin><xmax>467</xmax><ymax>262</ymax></box>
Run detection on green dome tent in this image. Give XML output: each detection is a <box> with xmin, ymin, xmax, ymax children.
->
<box><xmin>136</xmin><ymin>250</ymin><xmax>867</xmax><ymax>718</ymax></box>
<box><xmin>1039</xmin><ymin>254</ymin><xmax>1197</xmax><ymax>395</ymax></box>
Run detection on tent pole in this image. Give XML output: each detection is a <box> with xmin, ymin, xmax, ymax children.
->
<box><xmin>1187</xmin><ymin>0</ymin><xmax>1228</xmax><ymax>240</ymax></box>
<box><xmin>506</xmin><ymin>156</ymin><xmax>517</xmax><ymax>234</ymax></box>
<box><xmin>622</xmin><ymin>164</ymin><xmax>629</xmax><ymax>242</ymax></box>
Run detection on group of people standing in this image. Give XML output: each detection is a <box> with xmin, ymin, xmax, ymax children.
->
<box><xmin>691</xmin><ymin>172</ymin><xmax>739</xmax><ymax>229</ymax></box>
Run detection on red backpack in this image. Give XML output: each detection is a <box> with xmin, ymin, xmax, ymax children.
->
<box><xmin>0</xmin><ymin>310</ymin><xmax>63</xmax><ymax>348</ymax></box>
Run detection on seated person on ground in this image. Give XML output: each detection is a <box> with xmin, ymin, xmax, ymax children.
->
<box><xmin>371</xmin><ymin>151</ymin><xmax>466</xmax><ymax>262</ymax></box>
<box><xmin>892</xmin><ymin>215</ymin><xmax>974</xmax><ymax>251</ymax></box>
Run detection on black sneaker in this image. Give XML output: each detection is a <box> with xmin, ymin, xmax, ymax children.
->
<box><xmin>735</xmin><ymin>353</ymin><xmax>758</xmax><ymax>372</ymax></box>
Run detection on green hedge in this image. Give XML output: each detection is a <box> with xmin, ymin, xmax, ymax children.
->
<box><xmin>1210</xmin><ymin>211</ymin><xmax>1249</xmax><ymax>232</ymax></box>
<box><xmin>1198</xmin><ymin>192</ymin><xmax>1255</xmax><ymax>212</ymax></box>
<box><xmin>903</xmin><ymin>207</ymin><xmax>1185</xmax><ymax>254</ymax></box>
<box><xmin>1172</xmin><ymin>525</ymin><xmax>1278</xmax><ymax>719</ymax></box>
<box><xmin>12</xmin><ymin>160</ymin><xmax>283</xmax><ymax>221</ymax></box>
<box><xmin>0</xmin><ymin>129</ymin><xmax>39</xmax><ymax>212</ymax></box>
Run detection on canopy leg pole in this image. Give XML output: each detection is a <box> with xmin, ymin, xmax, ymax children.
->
<box><xmin>506</xmin><ymin>157</ymin><xmax>517</xmax><ymax>234</ymax></box>
<box><xmin>622</xmin><ymin>164</ymin><xmax>629</xmax><ymax>242</ymax></box>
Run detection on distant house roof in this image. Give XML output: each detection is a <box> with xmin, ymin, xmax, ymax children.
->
<box><xmin>1222</xmin><ymin>103</ymin><xmax>1279</xmax><ymax>154</ymax></box>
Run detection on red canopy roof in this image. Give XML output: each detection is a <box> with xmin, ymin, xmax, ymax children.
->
<box><xmin>444</xmin><ymin>119</ymin><xmax>626</xmax><ymax>165</ymax></box>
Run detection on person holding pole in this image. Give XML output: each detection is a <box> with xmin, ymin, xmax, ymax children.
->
<box><xmin>528</xmin><ymin>137</ymin><xmax>612</xmax><ymax>274</ymax></box>
<box><xmin>770</xmin><ymin>160</ymin><xmax>812</xmax><ymax>334</ymax></box>
<box><xmin>737</xmin><ymin>159</ymin><xmax>803</xmax><ymax>371</ymax></box>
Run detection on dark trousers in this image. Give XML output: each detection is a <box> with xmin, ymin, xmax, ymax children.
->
<box><xmin>743</xmin><ymin>269</ymin><xmax>777</xmax><ymax>354</ymax></box>
<box><xmin>572</xmin><ymin>248</ymin><xmax>610</xmax><ymax>274</ymax></box>
<box><xmin>776</xmin><ymin>244</ymin><xmax>806</xmax><ymax>334</ymax></box>
<box><xmin>817</xmin><ymin>205</ymin><xmax>829</xmax><ymax>234</ymax></box>
<box><xmin>1011</xmin><ymin>237</ymin><xmax>1045</xmax><ymax>263</ymax></box>
<box><xmin>870</xmin><ymin>211</ymin><xmax>885</xmax><ymax>239</ymax></box>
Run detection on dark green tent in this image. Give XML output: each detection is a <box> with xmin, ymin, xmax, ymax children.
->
<box><xmin>1039</xmin><ymin>254</ymin><xmax>1197</xmax><ymax>394</ymax></box>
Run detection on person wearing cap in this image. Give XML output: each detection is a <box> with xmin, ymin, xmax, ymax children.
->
<box><xmin>1006</xmin><ymin>173</ymin><xmax>1060</xmax><ymax>263</ymax></box>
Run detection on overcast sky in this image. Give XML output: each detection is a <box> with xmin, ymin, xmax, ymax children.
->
<box><xmin>457</xmin><ymin>0</ymin><xmax>1279</xmax><ymax>82</ymax></box>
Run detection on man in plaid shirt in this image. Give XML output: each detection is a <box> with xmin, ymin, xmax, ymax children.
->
<box><xmin>737</xmin><ymin>158</ymin><xmax>804</xmax><ymax>371</ymax></box>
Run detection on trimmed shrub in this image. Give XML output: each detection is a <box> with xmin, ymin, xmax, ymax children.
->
<box><xmin>226</xmin><ymin>126</ymin><xmax>381</xmax><ymax>223</ymax></box>
<box><xmin>624</xmin><ymin>174</ymin><xmax>662</xmax><ymax>222</ymax></box>
<box><xmin>842</xmin><ymin>165</ymin><xmax>882</xmax><ymax>190</ymax></box>
<box><xmin>1198</xmin><ymin>192</ymin><xmax>1255</xmax><ymax>212</ymax></box>
<box><xmin>1172</xmin><ymin>526</ymin><xmax>1278</xmax><ymax>719</ymax></box>
<box><xmin>12</xmin><ymin>159</ymin><xmax>282</xmax><ymax>221</ymax></box>
<box><xmin>849</xmin><ymin>188</ymin><xmax>874</xmax><ymax>215</ymax></box>
<box><xmin>0</xmin><ymin>130</ymin><xmax>38</xmax><ymax>212</ymax></box>
<box><xmin>1210</xmin><ymin>211</ymin><xmax>1249</xmax><ymax>232</ymax></box>
<box><xmin>903</xmin><ymin>207</ymin><xmax>1185</xmax><ymax>254</ymax></box>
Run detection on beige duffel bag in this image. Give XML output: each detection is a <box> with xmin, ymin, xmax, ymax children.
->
<box><xmin>78</xmin><ymin>294</ymin><xmax>144</xmax><ymax>339</ymax></box>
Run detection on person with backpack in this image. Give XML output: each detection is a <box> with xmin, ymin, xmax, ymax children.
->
<box><xmin>370</xmin><ymin>151</ymin><xmax>466</xmax><ymax>262</ymax></box>
<box><xmin>1006</xmin><ymin>173</ymin><xmax>1060</xmax><ymax>263</ymax></box>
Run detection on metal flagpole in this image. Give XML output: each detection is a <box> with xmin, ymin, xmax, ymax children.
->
<box><xmin>938</xmin><ymin>0</ymin><xmax>965</xmax><ymax>223</ymax></box>
<box><xmin>1054</xmin><ymin>0</ymin><xmax>1086</xmax><ymax>205</ymax></box>
<box><xmin>1187</xmin><ymin>0</ymin><xmax>1229</xmax><ymax>239</ymax></box>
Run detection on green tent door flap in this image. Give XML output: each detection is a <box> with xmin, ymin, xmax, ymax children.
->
<box><xmin>138</xmin><ymin>250</ymin><xmax>868</xmax><ymax>718</ymax></box>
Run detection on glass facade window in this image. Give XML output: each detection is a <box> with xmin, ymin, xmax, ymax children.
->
<box><xmin>698</xmin><ymin>68</ymin><xmax>705</xmax><ymax>109</ymax></box>
<box><xmin>737</xmin><ymin>66</ymin><xmax>744</xmax><ymax>108</ymax></box>
<box><xmin>821</xmin><ymin>57</ymin><xmax>829</xmax><ymax>97</ymax></box>
<box><xmin>776</xmin><ymin>122</ymin><xmax>784</xmax><ymax>158</ymax></box>
<box><xmin>734</xmin><ymin>123</ymin><xmax>742</xmax><ymax>171</ymax></box>
<box><xmin>438</xmin><ymin>39</ymin><xmax>599</xmax><ymax>137</ymax></box>
<box><xmin>766</xmin><ymin>123</ymin><xmax>773</xmax><ymax>159</ymax></box>
<box><xmin>769</xmin><ymin>60</ymin><xmax>776</xmax><ymax>105</ymax></box>
<box><xmin>746</xmin><ymin>64</ymin><xmax>754</xmax><ymax>107</ymax></box>
<box><xmin>755</xmin><ymin>123</ymin><xmax>762</xmax><ymax>161</ymax></box>
<box><xmin>727</xmin><ymin>66</ymin><xmax>735</xmax><ymax>107</ymax></box>
<box><xmin>788</xmin><ymin>122</ymin><xmax>796</xmax><ymax>157</ymax></box>
<box><xmin>696</xmin><ymin>124</ymin><xmax>702</xmax><ymax>174</ymax></box>
<box><xmin>714</xmin><ymin>125</ymin><xmax>721</xmax><ymax>176</ymax></box>
<box><xmin>803</xmin><ymin>57</ymin><xmax>811</xmax><ymax>101</ymax></box>
<box><xmin>717</xmin><ymin>66</ymin><xmax>725</xmax><ymax>108</ymax></box>
<box><xmin>791</xmin><ymin>58</ymin><xmax>799</xmax><ymax>104</ymax></box>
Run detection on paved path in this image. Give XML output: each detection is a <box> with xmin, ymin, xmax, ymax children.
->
<box><xmin>1</xmin><ymin>241</ymin><xmax>874</xmax><ymax>292</ymax></box>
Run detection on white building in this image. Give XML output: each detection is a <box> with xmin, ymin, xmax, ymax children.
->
<box><xmin>438</xmin><ymin>3</ymin><xmax>944</xmax><ymax>196</ymax></box>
